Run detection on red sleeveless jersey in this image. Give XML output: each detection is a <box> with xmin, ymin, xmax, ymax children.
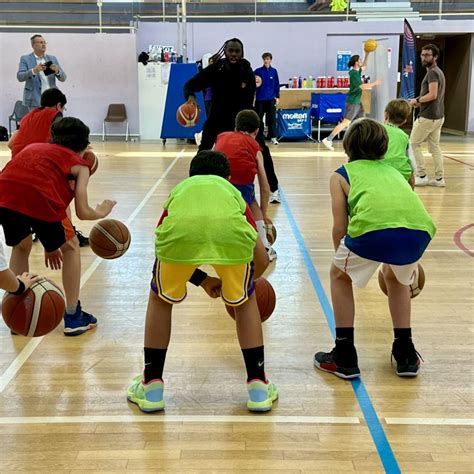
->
<box><xmin>214</xmin><ymin>131</ymin><xmax>261</xmax><ymax>185</ymax></box>
<box><xmin>0</xmin><ymin>143</ymin><xmax>85</xmax><ymax>222</ymax></box>
<box><xmin>11</xmin><ymin>108</ymin><xmax>61</xmax><ymax>158</ymax></box>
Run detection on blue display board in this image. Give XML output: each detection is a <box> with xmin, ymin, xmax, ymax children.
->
<box><xmin>277</xmin><ymin>109</ymin><xmax>312</xmax><ymax>141</ymax></box>
<box><xmin>161</xmin><ymin>63</ymin><xmax>207</xmax><ymax>139</ymax></box>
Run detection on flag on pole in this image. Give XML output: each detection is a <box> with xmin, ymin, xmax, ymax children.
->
<box><xmin>400</xmin><ymin>19</ymin><xmax>416</xmax><ymax>99</ymax></box>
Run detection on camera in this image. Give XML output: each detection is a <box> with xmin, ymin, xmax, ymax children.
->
<box><xmin>44</xmin><ymin>60</ymin><xmax>55</xmax><ymax>76</ymax></box>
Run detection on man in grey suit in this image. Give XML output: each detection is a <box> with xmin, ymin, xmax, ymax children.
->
<box><xmin>17</xmin><ymin>34</ymin><xmax>67</xmax><ymax>110</ymax></box>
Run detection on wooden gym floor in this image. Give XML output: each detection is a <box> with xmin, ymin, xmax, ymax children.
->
<box><xmin>0</xmin><ymin>136</ymin><xmax>473</xmax><ymax>473</ymax></box>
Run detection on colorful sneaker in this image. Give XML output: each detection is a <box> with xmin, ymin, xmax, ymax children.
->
<box><xmin>269</xmin><ymin>190</ymin><xmax>281</xmax><ymax>204</ymax></box>
<box><xmin>428</xmin><ymin>177</ymin><xmax>446</xmax><ymax>187</ymax></box>
<box><xmin>391</xmin><ymin>340</ymin><xmax>422</xmax><ymax>377</ymax></box>
<box><xmin>314</xmin><ymin>347</ymin><xmax>360</xmax><ymax>380</ymax></box>
<box><xmin>415</xmin><ymin>175</ymin><xmax>430</xmax><ymax>186</ymax></box>
<box><xmin>63</xmin><ymin>301</ymin><xmax>97</xmax><ymax>336</ymax></box>
<box><xmin>127</xmin><ymin>375</ymin><xmax>165</xmax><ymax>412</ymax></box>
<box><xmin>322</xmin><ymin>137</ymin><xmax>334</xmax><ymax>151</ymax></box>
<box><xmin>246</xmin><ymin>379</ymin><xmax>278</xmax><ymax>412</ymax></box>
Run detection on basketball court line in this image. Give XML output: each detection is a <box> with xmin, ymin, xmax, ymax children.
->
<box><xmin>0</xmin><ymin>150</ymin><xmax>185</xmax><ymax>394</ymax></box>
<box><xmin>280</xmin><ymin>188</ymin><xmax>401</xmax><ymax>473</ymax></box>
<box><xmin>0</xmin><ymin>414</ymin><xmax>470</xmax><ymax>426</ymax></box>
<box><xmin>443</xmin><ymin>155</ymin><xmax>474</xmax><ymax>169</ymax></box>
<box><xmin>0</xmin><ymin>415</ymin><xmax>360</xmax><ymax>425</ymax></box>
<box><xmin>453</xmin><ymin>223</ymin><xmax>474</xmax><ymax>258</ymax></box>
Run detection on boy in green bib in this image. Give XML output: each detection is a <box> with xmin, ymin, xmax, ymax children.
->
<box><xmin>127</xmin><ymin>151</ymin><xmax>278</xmax><ymax>413</ymax></box>
<box><xmin>314</xmin><ymin>119</ymin><xmax>436</xmax><ymax>379</ymax></box>
<box><xmin>383</xmin><ymin>99</ymin><xmax>416</xmax><ymax>188</ymax></box>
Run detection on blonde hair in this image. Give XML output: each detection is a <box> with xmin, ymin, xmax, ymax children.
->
<box><xmin>385</xmin><ymin>99</ymin><xmax>412</xmax><ymax>126</ymax></box>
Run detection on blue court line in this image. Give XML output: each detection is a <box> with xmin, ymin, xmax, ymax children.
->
<box><xmin>280</xmin><ymin>188</ymin><xmax>401</xmax><ymax>474</ymax></box>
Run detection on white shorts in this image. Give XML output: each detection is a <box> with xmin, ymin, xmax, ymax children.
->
<box><xmin>333</xmin><ymin>239</ymin><xmax>418</xmax><ymax>288</ymax></box>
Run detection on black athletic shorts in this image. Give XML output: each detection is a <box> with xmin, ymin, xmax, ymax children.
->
<box><xmin>0</xmin><ymin>207</ymin><xmax>67</xmax><ymax>252</ymax></box>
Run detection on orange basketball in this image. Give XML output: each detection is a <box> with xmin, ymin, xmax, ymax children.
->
<box><xmin>82</xmin><ymin>150</ymin><xmax>99</xmax><ymax>175</ymax></box>
<box><xmin>176</xmin><ymin>103</ymin><xmax>200</xmax><ymax>127</ymax></box>
<box><xmin>364</xmin><ymin>39</ymin><xmax>378</xmax><ymax>53</ymax></box>
<box><xmin>264</xmin><ymin>218</ymin><xmax>277</xmax><ymax>245</ymax></box>
<box><xmin>2</xmin><ymin>278</ymin><xmax>65</xmax><ymax>337</ymax></box>
<box><xmin>226</xmin><ymin>277</ymin><xmax>276</xmax><ymax>322</ymax></box>
<box><xmin>378</xmin><ymin>264</ymin><xmax>425</xmax><ymax>299</ymax></box>
<box><xmin>89</xmin><ymin>219</ymin><xmax>131</xmax><ymax>259</ymax></box>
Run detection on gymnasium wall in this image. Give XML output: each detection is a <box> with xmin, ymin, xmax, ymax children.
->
<box><xmin>0</xmin><ymin>33</ymin><xmax>139</xmax><ymax>136</ymax></box>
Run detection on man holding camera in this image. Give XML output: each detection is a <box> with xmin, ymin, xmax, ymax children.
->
<box><xmin>17</xmin><ymin>35</ymin><xmax>67</xmax><ymax>110</ymax></box>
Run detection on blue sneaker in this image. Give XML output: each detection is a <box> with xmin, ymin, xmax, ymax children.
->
<box><xmin>63</xmin><ymin>301</ymin><xmax>97</xmax><ymax>336</ymax></box>
<box><xmin>246</xmin><ymin>379</ymin><xmax>278</xmax><ymax>412</ymax></box>
<box><xmin>127</xmin><ymin>375</ymin><xmax>165</xmax><ymax>412</ymax></box>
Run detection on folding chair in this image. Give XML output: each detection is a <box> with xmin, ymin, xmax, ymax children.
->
<box><xmin>8</xmin><ymin>100</ymin><xmax>29</xmax><ymax>136</ymax></box>
<box><xmin>103</xmin><ymin>104</ymin><xmax>129</xmax><ymax>141</ymax></box>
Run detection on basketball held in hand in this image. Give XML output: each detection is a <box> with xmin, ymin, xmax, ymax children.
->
<box><xmin>82</xmin><ymin>150</ymin><xmax>99</xmax><ymax>176</ymax></box>
<box><xmin>176</xmin><ymin>103</ymin><xmax>200</xmax><ymax>128</ymax></box>
<box><xmin>226</xmin><ymin>277</ymin><xmax>276</xmax><ymax>322</ymax></box>
<box><xmin>2</xmin><ymin>278</ymin><xmax>65</xmax><ymax>337</ymax></box>
<box><xmin>364</xmin><ymin>39</ymin><xmax>378</xmax><ymax>53</ymax></box>
<box><xmin>378</xmin><ymin>264</ymin><xmax>425</xmax><ymax>299</ymax></box>
<box><xmin>89</xmin><ymin>219</ymin><xmax>131</xmax><ymax>259</ymax></box>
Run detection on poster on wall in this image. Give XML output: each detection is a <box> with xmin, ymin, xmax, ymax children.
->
<box><xmin>336</xmin><ymin>51</ymin><xmax>351</xmax><ymax>72</ymax></box>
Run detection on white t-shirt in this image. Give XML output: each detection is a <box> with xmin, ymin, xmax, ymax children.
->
<box><xmin>34</xmin><ymin>55</ymin><xmax>51</xmax><ymax>95</ymax></box>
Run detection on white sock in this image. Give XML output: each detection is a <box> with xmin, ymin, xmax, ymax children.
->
<box><xmin>256</xmin><ymin>220</ymin><xmax>270</xmax><ymax>248</ymax></box>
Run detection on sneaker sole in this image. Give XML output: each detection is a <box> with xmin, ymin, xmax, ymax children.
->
<box><xmin>127</xmin><ymin>394</ymin><xmax>165</xmax><ymax>412</ymax></box>
<box><xmin>395</xmin><ymin>369</ymin><xmax>419</xmax><ymax>377</ymax></box>
<box><xmin>314</xmin><ymin>360</ymin><xmax>360</xmax><ymax>380</ymax></box>
<box><xmin>64</xmin><ymin>323</ymin><xmax>97</xmax><ymax>337</ymax></box>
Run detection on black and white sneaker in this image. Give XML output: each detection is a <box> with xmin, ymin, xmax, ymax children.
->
<box><xmin>391</xmin><ymin>340</ymin><xmax>422</xmax><ymax>377</ymax></box>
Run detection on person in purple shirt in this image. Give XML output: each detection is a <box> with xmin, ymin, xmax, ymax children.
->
<box><xmin>254</xmin><ymin>52</ymin><xmax>280</xmax><ymax>146</ymax></box>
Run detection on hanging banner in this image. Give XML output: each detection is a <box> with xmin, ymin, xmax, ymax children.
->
<box><xmin>400</xmin><ymin>19</ymin><xmax>416</xmax><ymax>99</ymax></box>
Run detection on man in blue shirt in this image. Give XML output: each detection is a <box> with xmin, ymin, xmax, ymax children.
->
<box><xmin>254</xmin><ymin>53</ymin><xmax>280</xmax><ymax>146</ymax></box>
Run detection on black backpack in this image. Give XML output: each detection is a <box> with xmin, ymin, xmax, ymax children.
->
<box><xmin>0</xmin><ymin>126</ymin><xmax>8</xmax><ymax>142</ymax></box>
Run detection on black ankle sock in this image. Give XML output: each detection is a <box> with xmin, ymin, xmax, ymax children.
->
<box><xmin>144</xmin><ymin>347</ymin><xmax>167</xmax><ymax>383</ymax></box>
<box><xmin>241</xmin><ymin>346</ymin><xmax>266</xmax><ymax>382</ymax></box>
<box><xmin>335</xmin><ymin>327</ymin><xmax>354</xmax><ymax>346</ymax></box>
<box><xmin>394</xmin><ymin>328</ymin><xmax>412</xmax><ymax>342</ymax></box>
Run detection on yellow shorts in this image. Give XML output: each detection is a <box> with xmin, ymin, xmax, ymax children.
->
<box><xmin>150</xmin><ymin>259</ymin><xmax>255</xmax><ymax>306</ymax></box>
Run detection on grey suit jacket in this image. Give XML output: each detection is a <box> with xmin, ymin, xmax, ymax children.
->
<box><xmin>17</xmin><ymin>53</ymin><xmax>67</xmax><ymax>108</ymax></box>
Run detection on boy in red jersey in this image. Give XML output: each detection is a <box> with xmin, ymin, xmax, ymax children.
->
<box><xmin>0</xmin><ymin>117</ymin><xmax>116</xmax><ymax>336</ymax></box>
<box><xmin>214</xmin><ymin>109</ymin><xmax>276</xmax><ymax>261</ymax></box>
<box><xmin>8</xmin><ymin>88</ymin><xmax>65</xmax><ymax>158</ymax></box>
<box><xmin>8</xmin><ymin>88</ymin><xmax>89</xmax><ymax>247</ymax></box>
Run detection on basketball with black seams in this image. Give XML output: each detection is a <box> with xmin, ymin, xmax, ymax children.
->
<box><xmin>378</xmin><ymin>264</ymin><xmax>425</xmax><ymax>299</ymax></box>
<box><xmin>2</xmin><ymin>278</ymin><xmax>65</xmax><ymax>336</ymax></box>
<box><xmin>82</xmin><ymin>150</ymin><xmax>99</xmax><ymax>175</ymax></box>
<box><xmin>176</xmin><ymin>103</ymin><xmax>200</xmax><ymax>127</ymax></box>
<box><xmin>226</xmin><ymin>277</ymin><xmax>276</xmax><ymax>322</ymax></box>
<box><xmin>89</xmin><ymin>219</ymin><xmax>131</xmax><ymax>259</ymax></box>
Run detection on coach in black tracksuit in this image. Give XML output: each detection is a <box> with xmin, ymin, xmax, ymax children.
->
<box><xmin>184</xmin><ymin>38</ymin><xmax>280</xmax><ymax>194</ymax></box>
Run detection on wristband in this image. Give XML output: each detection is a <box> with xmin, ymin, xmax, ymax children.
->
<box><xmin>9</xmin><ymin>279</ymin><xmax>25</xmax><ymax>296</ymax></box>
<box><xmin>189</xmin><ymin>269</ymin><xmax>208</xmax><ymax>286</ymax></box>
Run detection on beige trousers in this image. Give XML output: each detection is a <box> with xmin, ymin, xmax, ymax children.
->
<box><xmin>409</xmin><ymin>116</ymin><xmax>445</xmax><ymax>179</ymax></box>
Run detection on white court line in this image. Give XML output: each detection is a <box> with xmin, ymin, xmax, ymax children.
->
<box><xmin>0</xmin><ymin>415</ymin><xmax>360</xmax><ymax>425</ymax></box>
<box><xmin>0</xmin><ymin>150</ymin><xmax>185</xmax><ymax>394</ymax></box>
<box><xmin>385</xmin><ymin>417</ymin><xmax>474</xmax><ymax>426</ymax></box>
